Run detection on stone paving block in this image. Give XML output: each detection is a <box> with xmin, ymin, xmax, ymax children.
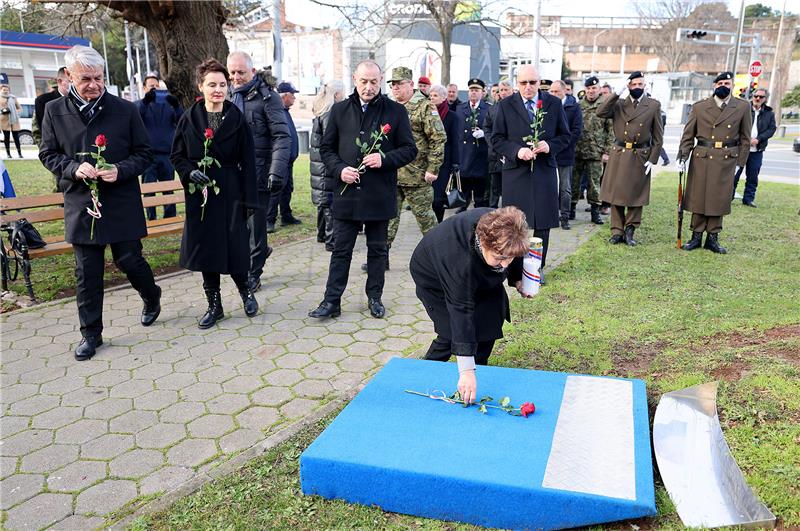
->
<box><xmin>134</xmin><ymin>389</ymin><xmax>179</xmax><ymax>411</ymax></box>
<box><xmin>37</xmin><ymin>324</ymin><xmax>75</xmax><ymax>338</ymax></box>
<box><xmin>139</xmin><ymin>466</ymin><xmax>194</xmax><ymax>496</ymax></box>
<box><xmin>262</xmin><ymin>368</ymin><xmax>302</xmax><ymax>387</ymax></box>
<box><xmin>212</xmin><ymin>349</ymin><xmax>252</xmax><ymax>366</ymax></box>
<box><xmin>20</xmin><ymin>444</ymin><xmax>78</xmax><ymax>473</ymax></box>
<box><xmin>259</xmin><ymin>330</ymin><xmax>297</xmax><ymax>345</ymax></box>
<box><xmin>10</xmin><ymin>334</ymin><xmax>53</xmax><ymax>350</ymax></box>
<box><xmin>159</xmin><ymin>402</ymin><xmax>206</xmax><ymax>424</ymax></box>
<box><xmin>318</xmin><ymin>333</ymin><xmax>354</xmax><ymax>347</ymax></box>
<box><xmin>47</xmin><ymin>459</ymin><xmax>106</xmax><ymax>492</ymax></box>
<box><xmin>155</xmin><ymin>371</ymin><xmax>198</xmax><ymax>390</ymax></box>
<box><xmin>0</xmin><ymin>348</ymin><xmax>27</xmax><ymax>364</ymax></box>
<box><xmin>109</xmin><ymin>448</ymin><xmax>164</xmax><ymax>478</ymax></box>
<box><xmin>9</xmin><ymin>394</ymin><xmax>59</xmax><ymax>416</ymax></box>
<box><xmin>80</xmin><ymin>433</ymin><xmax>134</xmax><ymax>460</ymax></box>
<box><xmin>359</xmin><ymin>318</ymin><xmax>392</xmax><ymax>330</ymax></box>
<box><xmin>1</xmin><ymin>416</ymin><xmax>29</xmax><ymax>437</ymax></box>
<box><xmin>130</xmin><ymin>340</ymin><xmax>170</xmax><ymax>355</ymax></box>
<box><xmin>293</xmin><ymin>379</ymin><xmax>334</xmax><ymax>399</ymax></box>
<box><xmin>387</xmin><ymin>314</ymin><xmax>417</xmax><ymax>326</ymax></box>
<box><xmin>251</xmin><ymin>386</ymin><xmax>292</xmax><ymax>406</ymax></box>
<box><xmin>1</xmin><ymin>456</ymin><xmax>18</xmax><ymax>479</ymax></box>
<box><xmin>226</xmin><ymin>336</ymin><xmax>263</xmax><ymax>352</ymax></box>
<box><xmin>384</xmin><ymin>325</ymin><xmax>416</xmax><ymax>338</ymax></box>
<box><xmin>38</xmin><ymin>376</ymin><xmax>85</xmax><ymax>396</ymax></box>
<box><xmin>339</xmin><ymin>355</ymin><xmax>376</xmax><ymax>373</ymax></box>
<box><xmin>294</xmin><ymin>326</ymin><xmax>328</xmax><ymax>339</ymax></box>
<box><xmin>302</xmin><ymin>362</ymin><xmax>341</xmax><ymax>380</ymax></box>
<box><xmin>379</xmin><ymin>337</ymin><xmax>414</xmax><ymax>352</ymax></box>
<box><xmin>75</xmin><ymin>479</ymin><xmax>137</xmax><ymax>515</ymax></box>
<box><xmin>187</xmin><ymin>414</ymin><xmax>235</xmax><ymax>438</ymax></box>
<box><xmin>219</xmin><ymin>428</ymin><xmax>263</xmax><ymax>454</ymax></box>
<box><xmin>131</xmin><ymin>362</ymin><xmax>173</xmax><ymax>380</ymax></box>
<box><xmin>174</xmin><ymin>357</ymin><xmax>214</xmax><ymax>373</ymax></box>
<box><xmin>284</xmin><ymin>338</ymin><xmax>321</xmax><ymax>354</ymax></box>
<box><xmin>0</xmin><ymin>473</ymin><xmax>44</xmax><ymax>509</ymax></box>
<box><xmin>65</xmin><ymin>362</ymin><xmax>109</xmax><ymax>378</ymax></box>
<box><xmin>4</xmin><ymin>492</ymin><xmax>73</xmax><ymax>531</ymax></box>
<box><xmin>373</xmin><ymin>351</ymin><xmax>400</xmax><ymax>365</ymax></box>
<box><xmin>54</xmin><ymin>419</ymin><xmax>106</xmax><ymax>445</ymax></box>
<box><xmin>83</xmin><ymin>397</ymin><xmax>132</xmax><ymax>420</ymax></box>
<box><xmin>18</xmin><ymin>366</ymin><xmax>66</xmax><ymax>385</ymax></box>
<box><xmin>235</xmin><ymin>406</ymin><xmax>279</xmax><ymax>431</ymax></box>
<box><xmin>50</xmin><ymin>515</ymin><xmax>106</xmax><ymax>530</ymax></box>
<box><xmin>201</xmin><ymin>329</ymin><xmax>241</xmax><ymax>344</ymax></box>
<box><xmin>345</xmin><ymin>341</ymin><xmax>381</xmax><ymax>357</ymax></box>
<box><xmin>221</xmin><ymin>375</ymin><xmax>262</xmax><ymax>394</ymax></box>
<box><xmin>235</xmin><ymin>358</ymin><xmax>275</xmax><ymax>376</ymax></box>
<box><xmin>166</xmin><ymin>439</ymin><xmax>218</xmax><ymax>467</ymax></box>
<box><xmin>136</xmin><ymin>422</ymin><xmax>186</xmax><ymax>449</ymax></box>
<box><xmin>280</xmin><ymin>398</ymin><xmax>319</xmax><ymax>419</ymax></box>
<box><xmin>88</xmin><ymin>369</ymin><xmax>131</xmax><ymax>388</ymax></box>
<box><xmin>275</xmin><ymin>353</ymin><xmax>313</xmax><ymax>370</ymax></box>
<box><xmin>331</xmin><ymin>371</ymin><xmax>366</xmax><ymax>392</ymax></box>
<box><xmin>206</xmin><ymin>394</ymin><xmax>250</xmax><ymax>415</ymax></box>
<box><xmin>31</xmin><ymin>406</ymin><xmax>83</xmax><ymax>430</ymax></box>
<box><xmin>311</xmin><ymin>346</ymin><xmax>349</xmax><ymax>363</ymax></box>
<box><xmin>110</xmin><ymin>378</ymin><xmax>154</xmax><ymax>399</ymax></box>
<box><xmin>198</xmin><ymin>365</ymin><xmax>238</xmax><ymax>383</ymax></box>
<box><xmin>181</xmin><ymin>382</ymin><xmax>223</xmax><ymax>402</ymax></box>
<box><xmin>0</xmin><ymin>430</ymin><xmax>52</xmax><ymax>457</ymax></box>
<box><xmin>109</xmin><ymin>410</ymin><xmax>157</xmax><ymax>434</ymax></box>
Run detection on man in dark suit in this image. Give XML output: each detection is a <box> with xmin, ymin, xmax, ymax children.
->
<box><xmin>483</xmin><ymin>80</ymin><xmax>513</xmax><ymax>208</ymax></box>
<box><xmin>33</xmin><ymin>67</ymin><xmax>69</xmax><ymax>146</ymax></box>
<box><xmin>266</xmin><ymin>81</ymin><xmax>302</xmax><ymax>232</ymax></box>
<box><xmin>308</xmin><ymin>60</ymin><xmax>417</xmax><ymax>320</ymax></box>
<box><xmin>39</xmin><ymin>45</ymin><xmax>161</xmax><ymax>361</ymax></box>
<box><xmin>548</xmin><ymin>80</ymin><xmax>583</xmax><ymax>230</ymax></box>
<box><xmin>490</xmin><ymin>65</ymin><xmax>570</xmax><ymax>285</ymax></box>
<box><xmin>457</xmin><ymin>78</ymin><xmax>491</xmax><ymax>210</ymax></box>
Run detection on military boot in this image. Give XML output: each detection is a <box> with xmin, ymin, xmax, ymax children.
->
<box><xmin>624</xmin><ymin>225</ymin><xmax>637</xmax><ymax>246</ymax></box>
<box><xmin>199</xmin><ymin>289</ymin><xmax>224</xmax><ymax>329</ymax></box>
<box><xmin>590</xmin><ymin>204</ymin><xmax>604</xmax><ymax>225</ymax></box>
<box><xmin>239</xmin><ymin>287</ymin><xmax>259</xmax><ymax>317</ymax></box>
<box><xmin>704</xmin><ymin>232</ymin><xmax>727</xmax><ymax>254</ymax></box>
<box><xmin>681</xmin><ymin>232</ymin><xmax>703</xmax><ymax>251</ymax></box>
<box><xmin>568</xmin><ymin>203</ymin><xmax>576</xmax><ymax>220</ymax></box>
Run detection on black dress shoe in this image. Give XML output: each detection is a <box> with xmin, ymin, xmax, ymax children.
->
<box><xmin>538</xmin><ymin>269</ymin><xmax>546</xmax><ymax>286</ymax></box>
<box><xmin>742</xmin><ymin>201</ymin><xmax>757</xmax><ymax>208</ymax></box>
<box><xmin>368</xmin><ymin>298</ymin><xmax>385</xmax><ymax>318</ymax></box>
<box><xmin>681</xmin><ymin>231</ymin><xmax>703</xmax><ymax>251</ymax></box>
<box><xmin>248</xmin><ymin>276</ymin><xmax>262</xmax><ymax>293</ymax></box>
<box><xmin>239</xmin><ymin>288</ymin><xmax>259</xmax><ymax>317</ymax></box>
<box><xmin>609</xmin><ymin>234</ymin><xmax>624</xmax><ymax>244</ymax></box>
<box><xmin>662</xmin><ymin>159</ymin><xmax>670</xmax><ymax>166</ymax></box>
<box><xmin>704</xmin><ymin>233</ymin><xmax>727</xmax><ymax>254</ymax></box>
<box><xmin>140</xmin><ymin>285</ymin><xmax>162</xmax><ymax>327</ymax></box>
<box><xmin>266</xmin><ymin>222</ymin><xmax>276</xmax><ymax>234</ymax></box>
<box><xmin>281</xmin><ymin>216</ymin><xmax>302</xmax><ymax>226</ymax></box>
<box><xmin>75</xmin><ymin>336</ymin><xmax>103</xmax><ymax>361</ymax></box>
<box><xmin>308</xmin><ymin>301</ymin><xmax>341</xmax><ymax>319</ymax></box>
<box><xmin>624</xmin><ymin>225</ymin><xmax>637</xmax><ymax>246</ymax></box>
<box><xmin>560</xmin><ymin>219</ymin><xmax>571</xmax><ymax>230</ymax></box>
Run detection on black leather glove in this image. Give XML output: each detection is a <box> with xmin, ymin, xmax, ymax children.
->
<box><xmin>143</xmin><ymin>88</ymin><xmax>156</xmax><ymax>103</ymax></box>
<box><xmin>267</xmin><ymin>174</ymin><xmax>284</xmax><ymax>193</ymax></box>
<box><xmin>189</xmin><ymin>169</ymin><xmax>211</xmax><ymax>186</ymax></box>
<box><xmin>165</xmin><ymin>94</ymin><xmax>180</xmax><ymax>108</ymax></box>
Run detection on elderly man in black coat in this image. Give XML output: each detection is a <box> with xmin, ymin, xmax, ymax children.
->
<box><xmin>39</xmin><ymin>45</ymin><xmax>161</xmax><ymax>361</ymax></box>
<box><xmin>309</xmin><ymin>60</ymin><xmax>417</xmax><ymax>320</ymax></box>
<box><xmin>490</xmin><ymin>65</ymin><xmax>570</xmax><ymax>285</ymax></box>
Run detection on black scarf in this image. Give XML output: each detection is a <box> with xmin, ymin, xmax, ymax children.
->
<box><xmin>68</xmin><ymin>84</ymin><xmax>106</xmax><ymax>122</ymax></box>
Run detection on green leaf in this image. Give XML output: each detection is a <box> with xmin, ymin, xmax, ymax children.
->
<box><xmin>479</xmin><ymin>396</ymin><xmax>493</xmax><ymax>404</ymax></box>
<box><xmin>378</xmin><ymin>149</ymin><xmax>385</xmax><ymax>156</ymax></box>
<box><xmin>214</xmin><ymin>159</ymin><xmax>221</xmax><ymax>168</ymax></box>
<box><xmin>501</xmin><ymin>397</ymin><xmax>511</xmax><ymax>408</ymax></box>
<box><xmin>213</xmin><ymin>186</ymin><xmax>220</xmax><ymax>195</ymax></box>
<box><xmin>479</xmin><ymin>404</ymin><xmax>487</xmax><ymax>414</ymax></box>
<box><xmin>450</xmin><ymin>391</ymin><xmax>461</xmax><ymax>401</ymax></box>
<box><xmin>355</xmin><ymin>138</ymin><xmax>362</xmax><ymax>147</ymax></box>
<box><xmin>188</xmin><ymin>183</ymin><xmax>196</xmax><ymax>194</ymax></box>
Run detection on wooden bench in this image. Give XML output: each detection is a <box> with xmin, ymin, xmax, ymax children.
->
<box><xmin>0</xmin><ymin>180</ymin><xmax>185</xmax><ymax>301</ymax></box>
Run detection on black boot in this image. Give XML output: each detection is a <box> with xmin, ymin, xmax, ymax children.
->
<box><xmin>239</xmin><ymin>287</ymin><xmax>259</xmax><ymax>317</ymax></box>
<box><xmin>609</xmin><ymin>234</ymin><xmax>624</xmax><ymax>244</ymax></box>
<box><xmin>199</xmin><ymin>289</ymin><xmax>224</xmax><ymax>329</ymax></box>
<box><xmin>681</xmin><ymin>231</ymin><xmax>703</xmax><ymax>251</ymax></box>
<box><xmin>74</xmin><ymin>335</ymin><xmax>103</xmax><ymax>361</ymax></box>
<box><xmin>590</xmin><ymin>204</ymin><xmax>605</xmax><ymax>225</ymax></box>
<box><xmin>560</xmin><ymin>218</ymin><xmax>571</xmax><ymax>230</ymax></box>
<box><xmin>140</xmin><ymin>285</ymin><xmax>162</xmax><ymax>327</ymax></box>
<box><xmin>624</xmin><ymin>225</ymin><xmax>637</xmax><ymax>246</ymax></box>
<box><xmin>568</xmin><ymin>203</ymin><xmax>576</xmax><ymax>220</ymax></box>
<box><xmin>704</xmin><ymin>232</ymin><xmax>727</xmax><ymax>254</ymax></box>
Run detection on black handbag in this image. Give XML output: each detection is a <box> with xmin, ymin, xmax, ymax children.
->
<box><xmin>9</xmin><ymin>219</ymin><xmax>47</xmax><ymax>250</ymax></box>
<box><xmin>445</xmin><ymin>170</ymin><xmax>466</xmax><ymax>209</ymax></box>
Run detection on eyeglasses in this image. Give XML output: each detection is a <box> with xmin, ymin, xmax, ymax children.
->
<box><xmin>518</xmin><ymin>80</ymin><xmax>539</xmax><ymax>86</ymax></box>
<box><xmin>753</xmin><ymin>95</ymin><xmax>765</xmax><ymax>99</ymax></box>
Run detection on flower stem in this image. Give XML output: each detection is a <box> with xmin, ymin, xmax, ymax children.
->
<box><xmin>404</xmin><ymin>390</ymin><xmax>518</xmax><ymax>412</ymax></box>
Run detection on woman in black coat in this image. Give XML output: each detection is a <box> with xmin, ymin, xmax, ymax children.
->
<box><xmin>171</xmin><ymin>59</ymin><xmax>258</xmax><ymax>329</ymax></box>
<box><xmin>428</xmin><ymin>84</ymin><xmax>461</xmax><ymax>223</ymax></box>
<box><xmin>410</xmin><ymin>206</ymin><xmax>529</xmax><ymax>404</ymax></box>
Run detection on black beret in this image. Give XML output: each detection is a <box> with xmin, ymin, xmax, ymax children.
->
<box><xmin>467</xmin><ymin>78</ymin><xmax>485</xmax><ymax>89</ymax></box>
<box><xmin>628</xmin><ymin>71</ymin><xmax>644</xmax><ymax>81</ymax></box>
<box><xmin>714</xmin><ymin>71</ymin><xmax>733</xmax><ymax>83</ymax></box>
<box><xmin>584</xmin><ymin>76</ymin><xmax>599</xmax><ymax>87</ymax></box>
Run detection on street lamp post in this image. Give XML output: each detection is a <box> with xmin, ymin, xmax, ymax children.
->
<box><xmin>591</xmin><ymin>29</ymin><xmax>609</xmax><ymax>75</ymax></box>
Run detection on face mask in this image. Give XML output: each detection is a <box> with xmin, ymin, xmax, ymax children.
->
<box><xmin>629</xmin><ymin>88</ymin><xmax>644</xmax><ymax>99</ymax></box>
<box><xmin>714</xmin><ymin>86</ymin><xmax>731</xmax><ymax>99</ymax></box>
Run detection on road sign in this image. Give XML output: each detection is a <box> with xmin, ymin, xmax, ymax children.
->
<box><xmin>749</xmin><ymin>61</ymin><xmax>763</xmax><ymax>77</ymax></box>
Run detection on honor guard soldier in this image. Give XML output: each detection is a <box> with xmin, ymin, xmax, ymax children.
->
<box><xmin>457</xmin><ymin>78</ymin><xmax>491</xmax><ymax>209</ymax></box>
<box><xmin>678</xmin><ymin>71</ymin><xmax>751</xmax><ymax>254</ymax></box>
<box><xmin>597</xmin><ymin>71</ymin><xmax>664</xmax><ymax>246</ymax></box>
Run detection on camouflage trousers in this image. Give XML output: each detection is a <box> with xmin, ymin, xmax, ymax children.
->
<box><xmin>388</xmin><ymin>185</ymin><xmax>437</xmax><ymax>245</ymax></box>
<box><xmin>573</xmin><ymin>159</ymin><xmax>603</xmax><ymax>206</ymax></box>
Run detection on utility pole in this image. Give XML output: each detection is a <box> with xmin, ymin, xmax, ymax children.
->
<box><xmin>273</xmin><ymin>0</ymin><xmax>282</xmax><ymax>81</ymax></box>
<box><xmin>769</xmin><ymin>0</ymin><xmax>787</xmax><ymax>121</ymax></box>
<box><xmin>144</xmin><ymin>29</ymin><xmax>151</xmax><ymax>74</ymax></box>
<box><xmin>101</xmin><ymin>29</ymin><xmax>110</xmax><ymax>85</ymax></box>
<box><xmin>732</xmin><ymin>0</ymin><xmax>745</xmax><ymax>76</ymax></box>
<box><xmin>124</xmin><ymin>20</ymin><xmax>138</xmax><ymax>101</ymax></box>
<box><xmin>533</xmin><ymin>0</ymin><xmax>542</xmax><ymax>68</ymax></box>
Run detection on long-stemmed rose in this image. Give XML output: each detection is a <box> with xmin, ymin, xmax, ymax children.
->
<box><xmin>77</xmin><ymin>134</ymin><xmax>113</xmax><ymax>239</ymax></box>
<box><xmin>522</xmin><ymin>99</ymin><xmax>546</xmax><ymax>172</ymax></box>
<box><xmin>341</xmin><ymin>123</ymin><xmax>391</xmax><ymax>195</ymax></box>
<box><xmin>188</xmin><ymin>128</ymin><xmax>221</xmax><ymax>221</ymax></box>
<box><xmin>405</xmin><ymin>389</ymin><xmax>535</xmax><ymax>417</ymax></box>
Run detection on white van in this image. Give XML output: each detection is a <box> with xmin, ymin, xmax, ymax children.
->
<box><xmin>16</xmin><ymin>97</ymin><xmax>35</xmax><ymax>145</ymax></box>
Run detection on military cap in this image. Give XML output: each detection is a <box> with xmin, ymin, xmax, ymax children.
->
<box><xmin>540</xmin><ymin>79</ymin><xmax>553</xmax><ymax>90</ymax></box>
<box><xmin>389</xmin><ymin>66</ymin><xmax>413</xmax><ymax>82</ymax></box>
<box><xmin>418</xmin><ymin>76</ymin><xmax>431</xmax><ymax>85</ymax></box>
<box><xmin>584</xmin><ymin>75</ymin><xmax>599</xmax><ymax>87</ymax></box>
<box><xmin>467</xmin><ymin>78</ymin><xmax>485</xmax><ymax>89</ymax></box>
<box><xmin>628</xmin><ymin>71</ymin><xmax>644</xmax><ymax>81</ymax></box>
<box><xmin>714</xmin><ymin>71</ymin><xmax>734</xmax><ymax>83</ymax></box>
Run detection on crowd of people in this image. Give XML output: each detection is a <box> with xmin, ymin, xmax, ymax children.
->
<box><xmin>30</xmin><ymin>44</ymin><xmax>776</xmax><ymax>396</ymax></box>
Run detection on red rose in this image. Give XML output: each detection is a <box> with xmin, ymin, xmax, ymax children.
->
<box><xmin>95</xmin><ymin>134</ymin><xmax>107</xmax><ymax>147</ymax></box>
<box><xmin>536</xmin><ymin>100</ymin><xmax>543</xmax><ymax>109</ymax></box>
<box><xmin>381</xmin><ymin>123</ymin><xmax>391</xmax><ymax>135</ymax></box>
<box><xmin>520</xmin><ymin>402</ymin><xmax>536</xmax><ymax>417</ymax></box>
<box><xmin>204</xmin><ymin>128</ymin><xmax>214</xmax><ymax>140</ymax></box>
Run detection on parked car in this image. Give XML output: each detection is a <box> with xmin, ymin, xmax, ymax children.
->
<box><xmin>13</xmin><ymin>97</ymin><xmax>35</xmax><ymax>146</ymax></box>
<box><xmin>793</xmin><ymin>137</ymin><xmax>800</xmax><ymax>154</ymax></box>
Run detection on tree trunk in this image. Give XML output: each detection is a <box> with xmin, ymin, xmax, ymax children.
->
<box><xmin>103</xmin><ymin>1</ymin><xmax>229</xmax><ymax>107</ymax></box>
<box><xmin>441</xmin><ymin>28</ymin><xmax>452</xmax><ymax>86</ymax></box>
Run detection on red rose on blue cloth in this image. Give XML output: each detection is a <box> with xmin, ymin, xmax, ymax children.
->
<box><xmin>520</xmin><ymin>402</ymin><xmax>536</xmax><ymax>417</ymax></box>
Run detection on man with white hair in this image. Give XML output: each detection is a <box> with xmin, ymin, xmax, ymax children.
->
<box><xmin>39</xmin><ymin>45</ymin><xmax>162</xmax><ymax>361</ymax></box>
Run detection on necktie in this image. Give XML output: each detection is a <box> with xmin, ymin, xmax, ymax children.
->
<box><xmin>362</xmin><ymin>103</ymin><xmax>368</xmax><ymax>113</ymax></box>
<box><xmin>525</xmin><ymin>99</ymin><xmax>535</xmax><ymax>120</ymax></box>
<box><xmin>633</xmin><ymin>99</ymin><xmax>639</xmax><ymax>109</ymax></box>
<box><xmin>721</xmin><ymin>101</ymin><xmax>727</xmax><ymax>110</ymax></box>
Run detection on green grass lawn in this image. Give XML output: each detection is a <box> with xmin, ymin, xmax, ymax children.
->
<box><xmin>124</xmin><ymin>174</ymin><xmax>800</xmax><ymax>530</ymax></box>
<box><xmin>1</xmin><ymin>156</ymin><xmax>319</xmax><ymax>307</ymax></box>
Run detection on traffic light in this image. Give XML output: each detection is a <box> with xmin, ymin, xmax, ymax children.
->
<box><xmin>685</xmin><ymin>30</ymin><xmax>708</xmax><ymax>39</ymax></box>
<box><xmin>750</xmin><ymin>79</ymin><xmax>759</xmax><ymax>91</ymax></box>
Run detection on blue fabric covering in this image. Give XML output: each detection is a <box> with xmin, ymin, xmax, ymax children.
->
<box><xmin>301</xmin><ymin>358</ymin><xmax>656</xmax><ymax>530</ymax></box>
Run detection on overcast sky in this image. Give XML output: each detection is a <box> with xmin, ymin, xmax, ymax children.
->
<box><xmin>286</xmin><ymin>0</ymin><xmax>792</xmax><ymax>28</ymax></box>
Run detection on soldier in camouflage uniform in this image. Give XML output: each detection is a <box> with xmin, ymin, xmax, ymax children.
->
<box><xmin>377</xmin><ymin>67</ymin><xmax>445</xmax><ymax>270</ymax></box>
<box><xmin>572</xmin><ymin>76</ymin><xmax>613</xmax><ymax>225</ymax></box>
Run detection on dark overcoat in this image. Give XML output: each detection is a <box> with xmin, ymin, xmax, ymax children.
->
<box><xmin>320</xmin><ymin>91</ymin><xmax>417</xmax><ymax>221</ymax></box>
<box><xmin>39</xmin><ymin>92</ymin><xmax>152</xmax><ymax>245</ymax></box>
<box><xmin>170</xmin><ymin>100</ymin><xmax>257</xmax><ymax>274</ymax></box>
<box><xmin>677</xmin><ymin>96</ymin><xmax>751</xmax><ymax>216</ymax></box>
<box><xmin>596</xmin><ymin>92</ymin><xmax>664</xmax><ymax>206</ymax></box>
<box><xmin>457</xmin><ymin>100</ymin><xmax>491</xmax><ymax>179</ymax></box>
<box><xmin>490</xmin><ymin>91</ymin><xmax>570</xmax><ymax>229</ymax></box>
<box><xmin>432</xmin><ymin>108</ymin><xmax>461</xmax><ymax>205</ymax></box>
<box><xmin>410</xmin><ymin>208</ymin><xmax>521</xmax><ymax>358</ymax></box>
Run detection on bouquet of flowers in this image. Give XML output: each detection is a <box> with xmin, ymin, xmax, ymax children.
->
<box><xmin>522</xmin><ymin>100</ymin><xmax>546</xmax><ymax>171</ymax></box>
<box><xmin>405</xmin><ymin>389</ymin><xmax>535</xmax><ymax>417</ymax></box>
<box><xmin>188</xmin><ymin>128</ymin><xmax>221</xmax><ymax>220</ymax></box>
<box><xmin>341</xmin><ymin>123</ymin><xmax>391</xmax><ymax>195</ymax></box>
<box><xmin>77</xmin><ymin>134</ymin><xmax>113</xmax><ymax>239</ymax></box>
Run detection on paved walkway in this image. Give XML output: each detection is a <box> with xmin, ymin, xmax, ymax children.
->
<box><xmin>0</xmin><ymin>206</ymin><xmax>599</xmax><ymax>530</ymax></box>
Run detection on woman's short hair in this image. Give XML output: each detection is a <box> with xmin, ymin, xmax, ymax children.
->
<box><xmin>196</xmin><ymin>59</ymin><xmax>229</xmax><ymax>86</ymax></box>
<box><xmin>475</xmin><ymin>207</ymin><xmax>529</xmax><ymax>257</ymax></box>
<box><xmin>429</xmin><ymin>84</ymin><xmax>447</xmax><ymax>98</ymax></box>
<box><xmin>64</xmin><ymin>45</ymin><xmax>105</xmax><ymax>70</ymax></box>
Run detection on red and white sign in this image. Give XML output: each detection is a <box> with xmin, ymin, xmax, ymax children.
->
<box><xmin>749</xmin><ymin>61</ymin><xmax>763</xmax><ymax>77</ymax></box>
